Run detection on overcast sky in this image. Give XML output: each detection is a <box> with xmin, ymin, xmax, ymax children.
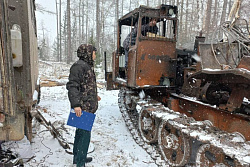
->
<box><xmin>36</xmin><ymin>0</ymin><xmax>57</xmax><ymax>43</ymax></box>
<box><xmin>35</xmin><ymin>0</ymin><xmax>153</xmax><ymax>44</ymax></box>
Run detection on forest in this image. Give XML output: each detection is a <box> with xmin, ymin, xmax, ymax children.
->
<box><xmin>36</xmin><ymin>0</ymin><xmax>249</xmax><ymax>68</ymax></box>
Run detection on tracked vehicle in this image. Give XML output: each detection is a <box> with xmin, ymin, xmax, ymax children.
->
<box><xmin>106</xmin><ymin>4</ymin><xmax>250</xmax><ymax>166</ymax></box>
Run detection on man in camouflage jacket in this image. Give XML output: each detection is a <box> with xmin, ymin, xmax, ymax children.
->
<box><xmin>66</xmin><ymin>44</ymin><xmax>98</xmax><ymax>167</ymax></box>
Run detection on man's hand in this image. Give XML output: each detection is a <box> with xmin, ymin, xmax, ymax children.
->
<box><xmin>98</xmin><ymin>96</ymin><xmax>101</xmax><ymax>101</ymax></box>
<box><xmin>74</xmin><ymin>107</ymin><xmax>82</xmax><ymax>117</ymax></box>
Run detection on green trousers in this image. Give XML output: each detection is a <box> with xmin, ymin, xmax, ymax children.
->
<box><xmin>73</xmin><ymin>128</ymin><xmax>91</xmax><ymax>167</ymax></box>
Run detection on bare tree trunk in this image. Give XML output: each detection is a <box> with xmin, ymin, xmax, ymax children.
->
<box><xmin>67</xmin><ymin>0</ymin><xmax>71</xmax><ymax>64</ymax></box>
<box><xmin>63</xmin><ymin>10</ymin><xmax>67</xmax><ymax>62</ymax></box>
<box><xmin>147</xmin><ymin>0</ymin><xmax>149</xmax><ymax>6</ymax></box>
<box><xmin>212</xmin><ymin>0</ymin><xmax>218</xmax><ymax>29</ymax></box>
<box><xmin>201</xmin><ymin>0</ymin><xmax>206</xmax><ymax>32</ymax></box>
<box><xmin>121</xmin><ymin>0</ymin><xmax>124</xmax><ymax>16</ymax></box>
<box><xmin>204</xmin><ymin>0</ymin><xmax>212</xmax><ymax>37</ymax></box>
<box><xmin>101</xmin><ymin>0</ymin><xmax>105</xmax><ymax>73</ymax></box>
<box><xmin>179</xmin><ymin>0</ymin><xmax>184</xmax><ymax>44</ymax></box>
<box><xmin>72</xmin><ymin>9</ymin><xmax>77</xmax><ymax>54</ymax></box>
<box><xmin>116</xmin><ymin>0</ymin><xmax>119</xmax><ymax>22</ymax></box>
<box><xmin>196</xmin><ymin>0</ymin><xmax>199</xmax><ymax>31</ymax></box>
<box><xmin>172</xmin><ymin>0</ymin><xmax>176</xmax><ymax>5</ymax></box>
<box><xmin>129</xmin><ymin>0</ymin><xmax>131</xmax><ymax>11</ymax></box>
<box><xmin>114</xmin><ymin>0</ymin><xmax>119</xmax><ymax>49</ymax></box>
<box><xmin>81</xmin><ymin>0</ymin><xmax>85</xmax><ymax>42</ymax></box>
<box><xmin>86</xmin><ymin>1</ymin><xmax>88</xmax><ymax>43</ymax></box>
<box><xmin>189</xmin><ymin>0</ymin><xmax>195</xmax><ymax>39</ymax></box>
<box><xmin>184</xmin><ymin>0</ymin><xmax>189</xmax><ymax>41</ymax></box>
<box><xmin>228</xmin><ymin>0</ymin><xmax>232</xmax><ymax>15</ymax></box>
<box><xmin>220</xmin><ymin>0</ymin><xmax>228</xmax><ymax>25</ymax></box>
<box><xmin>96</xmin><ymin>0</ymin><xmax>100</xmax><ymax>49</ymax></box>
<box><xmin>79</xmin><ymin>0</ymin><xmax>82</xmax><ymax>44</ymax></box>
<box><xmin>55</xmin><ymin>0</ymin><xmax>59</xmax><ymax>61</ymax></box>
<box><xmin>59</xmin><ymin>0</ymin><xmax>62</xmax><ymax>61</ymax></box>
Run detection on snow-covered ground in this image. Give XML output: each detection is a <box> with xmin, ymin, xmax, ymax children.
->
<box><xmin>3</xmin><ymin>61</ymin><xmax>250</xmax><ymax>167</ymax></box>
<box><xmin>2</xmin><ymin>61</ymin><xmax>157</xmax><ymax>167</ymax></box>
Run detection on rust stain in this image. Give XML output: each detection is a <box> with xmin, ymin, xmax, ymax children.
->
<box><xmin>168</xmin><ymin>98</ymin><xmax>250</xmax><ymax>141</ymax></box>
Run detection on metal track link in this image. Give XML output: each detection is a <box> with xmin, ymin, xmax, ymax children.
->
<box><xmin>118</xmin><ymin>88</ymin><xmax>167</xmax><ymax>167</ymax></box>
<box><xmin>118</xmin><ymin>88</ymin><xmax>250</xmax><ymax>166</ymax></box>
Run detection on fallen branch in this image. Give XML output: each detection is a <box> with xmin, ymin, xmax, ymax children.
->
<box><xmin>35</xmin><ymin>111</ymin><xmax>70</xmax><ymax>150</ymax></box>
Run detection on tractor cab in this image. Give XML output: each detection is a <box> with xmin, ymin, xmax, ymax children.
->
<box><xmin>107</xmin><ymin>5</ymin><xmax>178</xmax><ymax>90</ymax></box>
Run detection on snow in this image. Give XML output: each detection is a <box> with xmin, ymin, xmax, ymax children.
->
<box><xmin>202</xmin><ymin>67</ymin><xmax>250</xmax><ymax>74</ymax></box>
<box><xmin>139</xmin><ymin>90</ymin><xmax>145</xmax><ymax>99</ymax></box>
<box><xmin>33</xmin><ymin>90</ymin><xmax>38</xmax><ymax>101</ymax></box>
<box><xmin>116</xmin><ymin>77</ymin><xmax>126</xmax><ymax>83</ymax></box>
<box><xmin>243</xmin><ymin>156</ymin><xmax>250</xmax><ymax>164</ymax></box>
<box><xmin>191</xmin><ymin>54</ymin><xmax>201</xmax><ymax>62</ymax></box>
<box><xmin>1</xmin><ymin>61</ymin><xmax>156</xmax><ymax>167</ymax></box>
<box><xmin>202</xmin><ymin>68</ymin><xmax>221</xmax><ymax>71</ymax></box>
<box><xmin>244</xmin><ymin>97</ymin><xmax>250</xmax><ymax>103</ymax></box>
<box><xmin>171</xmin><ymin>93</ymin><xmax>217</xmax><ymax>108</ymax></box>
<box><xmin>152</xmin><ymin>112</ymin><xmax>179</xmax><ymax>120</ymax></box>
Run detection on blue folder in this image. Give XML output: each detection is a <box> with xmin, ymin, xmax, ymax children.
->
<box><xmin>67</xmin><ymin>109</ymin><xmax>96</xmax><ymax>131</ymax></box>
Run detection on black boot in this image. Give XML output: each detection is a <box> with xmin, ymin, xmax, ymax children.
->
<box><xmin>85</xmin><ymin>157</ymin><xmax>92</xmax><ymax>163</ymax></box>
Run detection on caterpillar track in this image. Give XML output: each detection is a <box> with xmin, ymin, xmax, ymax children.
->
<box><xmin>118</xmin><ymin>88</ymin><xmax>250</xmax><ymax>167</ymax></box>
<box><xmin>118</xmin><ymin>88</ymin><xmax>167</xmax><ymax>167</ymax></box>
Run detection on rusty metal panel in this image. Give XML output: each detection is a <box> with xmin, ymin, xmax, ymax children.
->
<box><xmin>0</xmin><ymin>112</ymin><xmax>25</xmax><ymax>141</ymax></box>
<box><xmin>140</xmin><ymin>8</ymin><xmax>161</xmax><ymax>19</ymax></box>
<box><xmin>131</xmin><ymin>40</ymin><xmax>176</xmax><ymax>87</ymax></box>
<box><xmin>8</xmin><ymin>0</ymin><xmax>39</xmax><ymax>107</ymax></box>
<box><xmin>28</xmin><ymin>0</ymin><xmax>39</xmax><ymax>101</ymax></box>
<box><xmin>191</xmin><ymin>68</ymin><xmax>250</xmax><ymax>84</ymax></box>
<box><xmin>190</xmin><ymin>68</ymin><xmax>250</xmax><ymax>111</ymax></box>
<box><xmin>106</xmin><ymin>72</ymin><xmax>118</xmax><ymax>90</ymax></box>
<box><xmin>127</xmin><ymin>47</ymin><xmax>137</xmax><ymax>87</ymax></box>
<box><xmin>112</xmin><ymin>52</ymin><xmax>119</xmax><ymax>81</ymax></box>
<box><xmin>169</xmin><ymin>97</ymin><xmax>250</xmax><ymax>141</ymax></box>
<box><xmin>226</xmin><ymin>86</ymin><xmax>247</xmax><ymax>112</ymax></box>
<box><xmin>0</xmin><ymin>0</ymin><xmax>16</xmax><ymax>116</ymax></box>
<box><xmin>199</xmin><ymin>43</ymin><xmax>239</xmax><ymax>69</ymax></box>
<box><xmin>237</xmin><ymin>56</ymin><xmax>250</xmax><ymax>71</ymax></box>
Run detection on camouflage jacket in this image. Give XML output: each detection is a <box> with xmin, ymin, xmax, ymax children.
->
<box><xmin>66</xmin><ymin>59</ymin><xmax>98</xmax><ymax>113</ymax></box>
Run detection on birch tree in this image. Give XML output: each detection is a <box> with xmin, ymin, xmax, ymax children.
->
<box><xmin>220</xmin><ymin>0</ymin><xmax>228</xmax><ymax>25</ymax></box>
<box><xmin>86</xmin><ymin>0</ymin><xmax>89</xmax><ymax>44</ymax></box>
<box><xmin>78</xmin><ymin>0</ymin><xmax>82</xmax><ymax>43</ymax></box>
<box><xmin>96</xmin><ymin>0</ymin><xmax>100</xmax><ymax>50</ymax></box>
<box><xmin>81</xmin><ymin>0</ymin><xmax>85</xmax><ymax>42</ymax></box>
<box><xmin>212</xmin><ymin>0</ymin><xmax>218</xmax><ymax>30</ymax></box>
<box><xmin>67</xmin><ymin>0</ymin><xmax>71</xmax><ymax>64</ymax></box>
<box><xmin>55</xmin><ymin>0</ymin><xmax>59</xmax><ymax>61</ymax></box>
<box><xmin>59</xmin><ymin>0</ymin><xmax>62</xmax><ymax>61</ymax></box>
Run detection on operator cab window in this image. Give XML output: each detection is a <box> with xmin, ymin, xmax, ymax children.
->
<box><xmin>140</xmin><ymin>16</ymin><xmax>176</xmax><ymax>40</ymax></box>
<box><xmin>120</xmin><ymin>22</ymin><xmax>138</xmax><ymax>68</ymax></box>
